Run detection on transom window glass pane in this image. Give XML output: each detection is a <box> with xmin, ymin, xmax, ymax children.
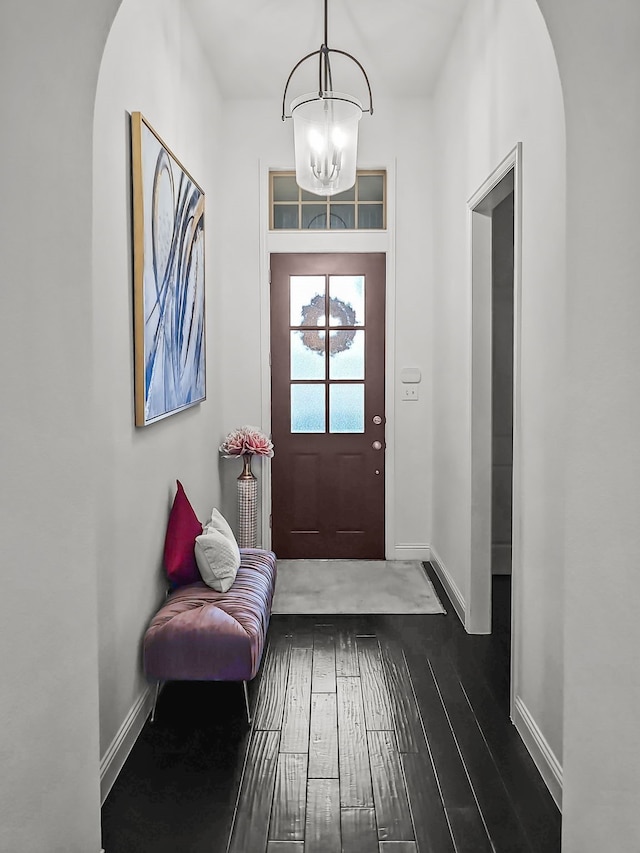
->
<box><xmin>302</xmin><ymin>205</ymin><xmax>327</xmax><ymax>229</ymax></box>
<box><xmin>358</xmin><ymin>174</ymin><xmax>384</xmax><ymax>201</ymax></box>
<box><xmin>358</xmin><ymin>204</ymin><xmax>384</xmax><ymax>229</ymax></box>
<box><xmin>329</xmin><ymin>276</ymin><xmax>365</xmax><ymax>326</ymax></box>
<box><xmin>274</xmin><ymin>205</ymin><xmax>299</xmax><ymax>229</ymax></box>
<box><xmin>291</xmin><ymin>331</ymin><xmax>325</xmax><ymax>380</ymax></box>
<box><xmin>329</xmin><ymin>330</ymin><xmax>364</xmax><ymax>379</ymax></box>
<box><xmin>291</xmin><ymin>384</ymin><xmax>325</xmax><ymax>433</ymax></box>
<box><xmin>290</xmin><ymin>276</ymin><xmax>325</xmax><ymax>326</ymax></box>
<box><xmin>273</xmin><ymin>175</ymin><xmax>299</xmax><ymax>201</ymax></box>
<box><xmin>301</xmin><ymin>188</ymin><xmax>327</xmax><ymax>201</ymax></box>
<box><xmin>330</xmin><ymin>205</ymin><xmax>355</xmax><ymax>229</ymax></box>
<box><xmin>332</xmin><ymin>185</ymin><xmax>356</xmax><ymax>202</ymax></box>
<box><xmin>329</xmin><ymin>384</ymin><xmax>365</xmax><ymax>433</ymax></box>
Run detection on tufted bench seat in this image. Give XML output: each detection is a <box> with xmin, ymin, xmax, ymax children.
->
<box><xmin>143</xmin><ymin>548</ymin><xmax>277</xmax><ymax>722</ymax></box>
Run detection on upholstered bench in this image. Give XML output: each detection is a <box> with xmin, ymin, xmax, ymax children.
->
<box><xmin>143</xmin><ymin>548</ymin><xmax>277</xmax><ymax>723</ymax></box>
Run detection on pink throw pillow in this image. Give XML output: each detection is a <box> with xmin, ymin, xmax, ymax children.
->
<box><xmin>163</xmin><ymin>480</ymin><xmax>202</xmax><ymax>587</ymax></box>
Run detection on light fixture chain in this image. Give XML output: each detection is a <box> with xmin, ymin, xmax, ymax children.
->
<box><xmin>321</xmin><ymin>0</ymin><xmax>330</xmax><ymax>97</ymax></box>
<box><xmin>324</xmin><ymin>0</ymin><xmax>329</xmax><ymax>47</ymax></box>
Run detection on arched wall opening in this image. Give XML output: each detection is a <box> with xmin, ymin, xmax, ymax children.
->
<box><xmin>92</xmin><ymin>0</ymin><xmax>572</xmax><ymax>826</ymax></box>
<box><xmin>92</xmin><ymin>1</ymin><xmax>640</xmax><ymax>844</ymax></box>
<box><xmin>428</xmin><ymin>0</ymin><xmax>566</xmax><ymax>807</ymax></box>
<box><xmin>4</xmin><ymin>0</ymin><xmax>640</xmax><ymax>850</ymax></box>
<box><xmin>533</xmin><ymin>2</ymin><xmax>640</xmax><ymax>851</ymax></box>
<box><xmin>91</xmin><ymin>0</ymin><xmax>229</xmax><ymax>802</ymax></box>
<box><xmin>94</xmin><ymin>0</ymin><xmax>571</xmax><ymax>839</ymax></box>
<box><xmin>0</xmin><ymin>3</ymin><xmax>123</xmax><ymax>850</ymax></box>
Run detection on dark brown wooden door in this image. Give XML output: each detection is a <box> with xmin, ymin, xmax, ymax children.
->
<box><xmin>270</xmin><ymin>252</ymin><xmax>385</xmax><ymax>558</ymax></box>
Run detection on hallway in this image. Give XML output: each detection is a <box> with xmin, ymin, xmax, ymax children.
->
<box><xmin>101</xmin><ymin>565</ymin><xmax>560</xmax><ymax>852</ymax></box>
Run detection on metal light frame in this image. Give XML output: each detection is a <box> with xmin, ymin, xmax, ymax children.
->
<box><xmin>281</xmin><ymin>0</ymin><xmax>374</xmax><ymax>122</ymax></box>
<box><xmin>282</xmin><ymin>0</ymin><xmax>373</xmax><ymax>195</ymax></box>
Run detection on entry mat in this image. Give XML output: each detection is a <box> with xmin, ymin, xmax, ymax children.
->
<box><xmin>271</xmin><ymin>559</ymin><xmax>446</xmax><ymax>615</ymax></box>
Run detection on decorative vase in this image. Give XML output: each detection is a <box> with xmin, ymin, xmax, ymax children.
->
<box><xmin>237</xmin><ymin>453</ymin><xmax>258</xmax><ymax>548</ymax></box>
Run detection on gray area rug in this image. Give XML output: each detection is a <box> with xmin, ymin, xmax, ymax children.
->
<box><xmin>272</xmin><ymin>559</ymin><xmax>445</xmax><ymax>615</ymax></box>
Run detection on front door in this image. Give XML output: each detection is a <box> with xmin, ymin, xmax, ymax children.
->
<box><xmin>270</xmin><ymin>252</ymin><xmax>386</xmax><ymax>558</ymax></box>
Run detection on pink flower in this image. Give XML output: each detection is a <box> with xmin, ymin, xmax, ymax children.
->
<box><xmin>220</xmin><ymin>426</ymin><xmax>274</xmax><ymax>458</ymax></box>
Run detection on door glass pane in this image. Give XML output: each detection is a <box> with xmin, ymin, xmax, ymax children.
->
<box><xmin>329</xmin><ymin>384</ymin><xmax>365</xmax><ymax>433</ymax></box>
<box><xmin>329</xmin><ymin>330</ymin><xmax>364</xmax><ymax>378</ymax></box>
<box><xmin>329</xmin><ymin>276</ymin><xmax>365</xmax><ymax>326</ymax></box>
<box><xmin>290</xmin><ymin>276</ymin><xmax>325</xmax><ymax>326</ymax></box>
<box><xmin>302</xmin><ymin>205</ymin><xmax>327</xmax><ymax>229</ymax></box>
<box><xmin>329</xmin><ymin>204</ymin><xmax>355</xmax><ymax>229</ymax></box>
<box><xmin>291</xmin><ymin>330</ymin><xmax>325</xmax><ymax>380</ymax></box>
<box><xmin>291</xmin><ymin>384</ymin><xmax>325</xmax><ymax>433</ymax></box>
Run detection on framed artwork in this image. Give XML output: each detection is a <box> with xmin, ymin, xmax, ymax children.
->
<box><xmin>131</xmin><ymin>112</ymin><xmax>206</xmax><ymax>426</ymax></box>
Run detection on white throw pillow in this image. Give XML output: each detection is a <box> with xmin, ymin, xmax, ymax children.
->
<box><xmin>194</xmin><ymin>528</ymin><xmax>240</xmax><ymax>592</ymax></box>
<box><xmin>203</xmin><ymin>507</ymin><xmax>237</xmax><ymax>546</ymax></box>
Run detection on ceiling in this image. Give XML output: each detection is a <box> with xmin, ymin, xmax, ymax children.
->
<box><xmin>183</xmin><ymin>0</ymin><xmax>471</xmax><ymax>103</ymax></box>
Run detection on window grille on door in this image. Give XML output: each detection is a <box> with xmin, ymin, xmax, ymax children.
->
<box><xmin>289</xmin><ymin>274</ymin><xmax>366</xmax><ymax>434</ymax></box>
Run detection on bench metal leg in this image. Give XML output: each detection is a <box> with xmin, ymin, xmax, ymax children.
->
<box><xmin>243</xmin><ymin>681</ymin><xmax>252</xmax><ymax>725</ymax></box>
<box><xmin>150</xmin><ymin>681</ymin><xmax>161</xmax><ymax>723</ymax></box>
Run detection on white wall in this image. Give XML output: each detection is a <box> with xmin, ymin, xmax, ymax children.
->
<box><xmin>93</xmin><ymin>0</ymin><xmax>223</xmax><ymax>769</ymax></box>
<box><xmin>430</xmin><ymin>0</ymin><xmax>566</xmax><ymax>783</ymax></box>
<box><xmin>0</xmin><ymin>2</ymin><xmax>121</xmax><ymax>849</ymax></box>
<box><xmin>534</xmin><ymin>1</ymin><xmax>640</xmax><ymax>849</ymax></box>
<box><xmin>216</xmin><ymin>97</ymin><xmax>434</xmax><ymax>555</ymax></box>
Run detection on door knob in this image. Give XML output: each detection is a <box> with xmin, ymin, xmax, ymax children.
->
<box><xmin>372</xmin><ymin>440</ymin><xmax>382</xmax><ymax>450</ymax></box>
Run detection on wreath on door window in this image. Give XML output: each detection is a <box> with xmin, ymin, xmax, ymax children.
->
<box><xmin>299</xmin><ymin>294</ymin><xmax>356</xmax><ymax>355</ymax></box>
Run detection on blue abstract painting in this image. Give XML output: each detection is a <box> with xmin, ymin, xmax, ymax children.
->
<box><xmin>131</xmin><ymin>113</ymin><xmax>206</xmax><ymax>425</ymax></box>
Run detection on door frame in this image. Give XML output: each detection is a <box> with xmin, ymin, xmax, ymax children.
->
<box><xmin>258</xmin><ymin>158</ymin><xmax>397</xmax><ymax>557</ymax></box>
<box><xmin>467</xmin><ymin>143</ymin><xmax>522</xmax><ymax>719</ymax></box>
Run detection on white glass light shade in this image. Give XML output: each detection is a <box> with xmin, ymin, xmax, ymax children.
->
<box><xmin>291</xmin><ymin>93</ymin><xmax>362</xmax><ymax>196</ymax></box>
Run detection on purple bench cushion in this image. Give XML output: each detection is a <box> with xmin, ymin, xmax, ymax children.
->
<box><xmin>143</xmin><ymin>549</ymin><xmax>276</xmax><ymax>683</ymax></box>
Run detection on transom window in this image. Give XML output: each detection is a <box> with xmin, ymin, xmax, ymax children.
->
<box><xmin>270</xmin><ymin>171</ymin><xmax>386</xmax><ymax>231</ymax></box>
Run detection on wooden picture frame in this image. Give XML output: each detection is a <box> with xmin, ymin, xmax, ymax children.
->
<box><xmin>131</xmin><ymin>112</ymin><xmax>206</xmax><ymax>426</ymax></box>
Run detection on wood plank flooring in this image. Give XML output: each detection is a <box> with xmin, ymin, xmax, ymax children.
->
<box><xmin>101</xmin><ymin>566</ymin><xmax>561</xmax><ymax>853</ymax></box>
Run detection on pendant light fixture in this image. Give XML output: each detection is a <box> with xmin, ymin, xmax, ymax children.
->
<box><xmin>281</xmin><ymin>0</ymin><xmax>373</xmax><ymax>196</ymax></box>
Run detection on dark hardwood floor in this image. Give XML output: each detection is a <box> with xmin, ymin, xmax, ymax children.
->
<box><xmin>101</xmin><ymin>564</ymin><xmax>561</xmax><ymax>852</ymax></box>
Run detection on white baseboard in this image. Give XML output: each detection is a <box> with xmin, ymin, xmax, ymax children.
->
<box><xmin>428</xmin><ymin>546</ymin><xmax>466</xmax><ymax>626</ymax></box>
<box><xmin>513</xmin><ymin>695</ymin><xmax>563</xmax><ymax>810</ymax></box>
<box><xmin>100</xmin><ymin>685</ymin><xmax>154</xmax><ymax>805</ymax></box>
<box><xmin>392</xmin><ymin>543</ymin><xmax>431</xmax><ymax>561</ymax></box>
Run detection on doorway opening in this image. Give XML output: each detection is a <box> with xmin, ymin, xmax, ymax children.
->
<box><xmin>468</xmin><ymin>145</ymin><xmax>521</xmax><ymax>717</ymax></box>
<box><xmin>490</xmin><ymin>189</ymin><xmax>515</xmax><ymax>711</ymax></box>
